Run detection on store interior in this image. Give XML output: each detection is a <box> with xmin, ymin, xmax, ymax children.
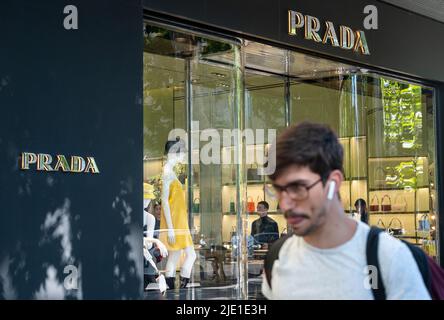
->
<box><xmin>142</xmin><ymin>23</ymin><xmax>439</xmax><ymax>299</ymax></box>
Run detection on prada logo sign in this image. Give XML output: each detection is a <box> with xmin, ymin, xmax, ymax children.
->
<box><xmin>288</xmin><ymin>10</ymin><xmax>370</xmax><ymax>55</ymax></box>
<box><xmin>20</xmin><ymin>152</ymin><xmax>100</xmax><ymax>174</ymax></box>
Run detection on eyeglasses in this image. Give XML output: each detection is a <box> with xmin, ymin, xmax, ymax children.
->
<box><xmin>267</xmin><ymin>178</ymin><xmax>323</xmax><ymax>201</ymax></box>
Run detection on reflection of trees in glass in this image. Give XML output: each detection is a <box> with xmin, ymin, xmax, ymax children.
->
<box><xmin>338</xmin><ymin>75</ymin><xmax>368</xmax><ymax>138</ymax></box>
<box><xmin>144</xmin><ymin>25</ymin><xmax>232</xmax><ymax>58</ymax></box>
<box><xmin>246</xmin><ymin>87</ymin><xmax>285</xmax><ymax>138</ymax></box>
<box><xmin>200</xmin><ymin>39</ymin><xmax>231</xmax><ymax>56</ymax></box>
<box><xmin>143</xmin><ymin>24</ymin><xmax>233</xmax><ymax>159</ymax></box>
<box><xmin>380</xmin><ymin>79</ymin><xmax>423</xmax><ymax>153</ymax></box>
<box><xmin>143</xmin><ymin>53</ymin><xmax>177</xmax><ymax>158</ymax></box>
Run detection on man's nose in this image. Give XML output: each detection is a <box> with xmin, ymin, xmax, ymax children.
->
<box><xmin>279</xmin><ymin>191</ymin><xmax>296</xmax><ymax>212</ymax></box>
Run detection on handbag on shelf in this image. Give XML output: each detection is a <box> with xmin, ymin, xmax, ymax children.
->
<box><xmin>192</xmin><ymin>197</ymin><xmax>200</xmax><ymax>213</ymax></box>
<box><xmin>392</xmin><ymin>194</ymin><xmax>408</xmax><ymax>212</ymax></box>
<box><xmin>247</xmin><ymin>164</ymin><xmax>262</xmax><ymax>182</ymax></box>
<box><xmin>373</xmin><ymin>167</ymin><xmax>386</xmax><ymax>188</ymax></box>
<box><xmin>422</xmin><ymin>240</ymin><xmax>437</xmax><ymax>257</ymax></box>
<box><xmin>381</xmin><ymin>194</ymin><xmax>392</xmax><ymax>212</ymax></box>
<box><xmin>247</xmin><ymin>196</ymin><xmax>255</xmax><ymax>213</ymax></box>
<box><xmin>229</xmin><ymin>198</ymin><xmax>236</xmax><ymax>213</ymax></box>
<box><xmin>388</xmin><ymin>217</ymin><xmax>405</xmax><ymax>236</ymax></box>
<box><xmin>222</xmin><ymin>165</ymin><xmax>237</xmax><ymax>184</ymax></box>
<box><xmin>370</xmin><ymin>195</ymin><xmax>380</xmax><ymax>212</ymax></box>
<box><xmin>418</xmin><ymin>214</ymin><xmax>431</xmax><ymax>232</ymax></box>
<box><xmin>376</xmin><ymin>218</ymin><xmax>386</xmax><ymax>230</ymax></box>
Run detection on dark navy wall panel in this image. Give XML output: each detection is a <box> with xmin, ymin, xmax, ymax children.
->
<box><xmin>0</xmin><ymin>0</ymin><xmax>143</xmax><ymax>299</ymax></box>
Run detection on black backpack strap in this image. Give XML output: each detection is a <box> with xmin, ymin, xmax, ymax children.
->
<box><xmin>264</xmin><ymin>234</ymin><xmax>291</xmax><ymax>289</ymax></box>
<box><xmin>367</xmin><ymin>227</ymin><xmax>433</xmax><ymax>300</ymax></box>
<box><xmin>366</xmin><ymin>227</ymin><xmax>387</xmax><ymax>300</ymax></box>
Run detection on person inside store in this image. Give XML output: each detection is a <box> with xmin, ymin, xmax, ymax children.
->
<box><xmin>262</xmin><ymin>122</ymin><xmax>430</xmax><ymax>300</ymax></box>
<box><xmin>152</xmin><ymin>202</ymin><xmax>162</xmax><ymax>239</ymax></box>
<box><xmin>143</xmin><ymin>183</ymin><xmax>168</xmax><ymax>292</ymax></box>
<box><xmin>143</xmin><ymin>185</ymin><xmax>155</xmax><ymax>238</ymax></box>
<box><xmin>354</xmin><ymin>198</ymin><xmax>369</xmax><ymax>225</ymax></box>
<box><xmin>251</xmin><ymin>201</ymin><xmax>279</xmax><ymax>248</ymax></box>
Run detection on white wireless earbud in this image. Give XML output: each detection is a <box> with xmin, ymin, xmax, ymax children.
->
<box><xmin>327</xmin><ymin>180</ymin><xmax>336</xmax><ymax>200</ymax></box>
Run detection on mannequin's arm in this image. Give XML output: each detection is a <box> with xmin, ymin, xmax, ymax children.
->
<box><xmin>144</xmin><ymin>237</ymin><xmax>168</xmax><ymax>258</ymax></box>
<box><xmin>162</xmin><ymin>176</ymin><xmax>176</xmax><ymax>245</ymax></box>
<box><xmin>145</xmin><ymin>213</ymin><xmax>156</xmax><ymax>250</ymax></box>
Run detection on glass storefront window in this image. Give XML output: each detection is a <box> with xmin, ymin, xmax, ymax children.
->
<box><xmin>143</xmin><ymin>23</ymin><xmax>245</xmax><ymax>299</ymax></box>
<box><xmin>143</xmin><ymin>22</ymin><xmax>440</xmax><ymax>300</ymax></box>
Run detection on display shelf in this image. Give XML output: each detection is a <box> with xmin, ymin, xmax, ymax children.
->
<box><xmin>246</xmin><ymin>180</ymin><xmax>265</xmax><ymax>184</ymax></box>
<box><xmin>223</xmin><ymin>181</ymin><xmax>264</xmax><ymax>186</ymax></box>
<box><xmin>344</xmin><ymin>177</ymin><xmax>367</xmax><ymax>181</ymax></box>
<box><xmin>415</xmin><ymin>230</ymin><xmax>434</xmax><ymax>233</ymax></box>
<box><xmin>338</xmin><ymin>135</ymin><xmax>367</xmax><ymax>139</ymax></box>
<box><xmin>218</xmin><ymin>138</ymin><xmax>435</xmax><ymax>245</ymax></box>
<box><xmin>223</xmin><ymin>211</ymin><xmax>282</xmax><ymax>215</ymax></box>
<box><xmin>375</xmin><ymin>232</ymin><xmax>421</xmax><ymax>240</ymax></box>
<box><xmin>369</xmin><ymin>210</ymin><xmax>430</xmax><ymax>215</ymax></box>
<box><xmin>368</xmin><ymin>155</ymin><xmax>429</xmax><ymax>160</ymax></box>
<box><xmin>393</xmin><ymin>235</ymin><xmax>421</xmax><ymax>240</ymax></box>
<box><xmin>368</xmin><ymin>186</ymin><xmax>430</xmax><ymax>192</ymax></box>
<box><xmin>221</xmin><ymin>143</ymin><xmax>271</xmax><ymax>150</ymax></box>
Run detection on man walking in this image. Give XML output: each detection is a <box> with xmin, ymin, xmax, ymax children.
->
<box><xmin>262</xmin><ymin>122</ymin><xmax>430</xmax><ymax>300</ymax></box>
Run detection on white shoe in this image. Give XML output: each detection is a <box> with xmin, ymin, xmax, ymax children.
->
<box><xmin>145</xmin><ymin>282</ymin><xmax>160</xmax><ymax>291</ymax></box>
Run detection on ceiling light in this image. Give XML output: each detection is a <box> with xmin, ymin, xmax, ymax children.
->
<box><xmin>211</xmin><ymin>72</ymin><xmax>226</xmax><ymax>78</ymax></box>
<box><xmin>175</xmin><ymin>37</ymin><xmax>187</xmax><ymax>43</ymax></box>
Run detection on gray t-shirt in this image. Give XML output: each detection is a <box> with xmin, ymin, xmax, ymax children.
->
<box><xmin>262</xmin><ymin>220</ymin><xmax>430</xmax><ymax>300</ymax></box>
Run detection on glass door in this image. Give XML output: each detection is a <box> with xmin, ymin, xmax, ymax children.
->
<box><xmin>143</xmin><ymin>22</ymin><xmax>247</xmax><ymax>299</ymax></box>
<box><xmin>143</xmin><ymin>24</ymin><xmax>439</xmax><ymax>300</ymax></box>
<box><xmin>242</xmin><ymin>40</ymin><xmax>440</xmax><ymax>296</ymax></box>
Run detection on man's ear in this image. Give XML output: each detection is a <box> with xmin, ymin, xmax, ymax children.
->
<box><xmin>329</xmin><ymin>169</ymin><xmax>344</xmax><ymax>195</ymax></box>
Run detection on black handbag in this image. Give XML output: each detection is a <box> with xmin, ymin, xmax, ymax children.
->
<box><xmin>149</xmin><ymin>245</ymin><xmax>163</xmax><ymax>263</ymax></box>
<box><xmin>388</xmin><ymin>217</ymin><xmax>404</xmax><ymax>236</ymax></box>
<box><xmin>247</xmin><ymin>165</ymin><xmax>262</xmax><ymax>182</ymax></box>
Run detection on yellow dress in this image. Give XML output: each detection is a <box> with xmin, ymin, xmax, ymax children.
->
<box><xmin>160</xmin><ymin>179</ymin><xmax>194</xmax><ymax>251</ymax></box>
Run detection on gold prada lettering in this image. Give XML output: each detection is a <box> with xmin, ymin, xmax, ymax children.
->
<box><xmin>37</xmin><ymin>154</ymin><xmax>54</xmax><ymax>171</ymax></box>
<box><xmin>323</xmin><ymin>21</ymin><xmax>339</xmax><ymax>47</ymax></box>
<box><xmin>288</xmin><ymin>10</ymin><xmax>370</xmax><ymax>55</ymax></box>
<box><xmin>304</xmin><ymin>15</ymin><xmax>322</xmax><ymax>42</ymax></box>
<box><xmin>84</xmin><ymin>157</ymin><xmax>100</xmax><ymax>174</ymax></box>
<box><xmin>70</xmin><ymin>156</ymin><xmax>86</xmax><ymax>173</ymax></box>
<box><xmin>20</xmin><ymin>152</ymin><xmax>37</xmax><ymax>170</ymax></box>
<box><xmin>19</xmin><ymin>152</ymin><xmax>99</xmax><ymax>174</ymax></box>
<box><xmin>340</xmin><ymin>25</ymin><xmax>355</xmax><ymax>50</ymax></box>
<box><xmin>53</xmin><ymin>155</ymin><xmax>71</xmax><ymax>172</ymax></box>
<box><xmin>354</xmin><ymin>30</ymin><xmax>370</xmax><ymax>55</ymax></box>
<box><xmin>288</xmin><ymin>10</ymin><xmax>304</xmax><ymax>35</ymax></box>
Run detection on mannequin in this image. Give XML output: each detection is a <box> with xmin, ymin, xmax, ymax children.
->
<box><xmin>143</xmin><ymin>183</ymin><xmax>168</xmax><ymax>293</ymax></box>
<box><xmin>160</xmin><ymin>138</ymin><xmax>196</xmax><ymax>289</ymax></box>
